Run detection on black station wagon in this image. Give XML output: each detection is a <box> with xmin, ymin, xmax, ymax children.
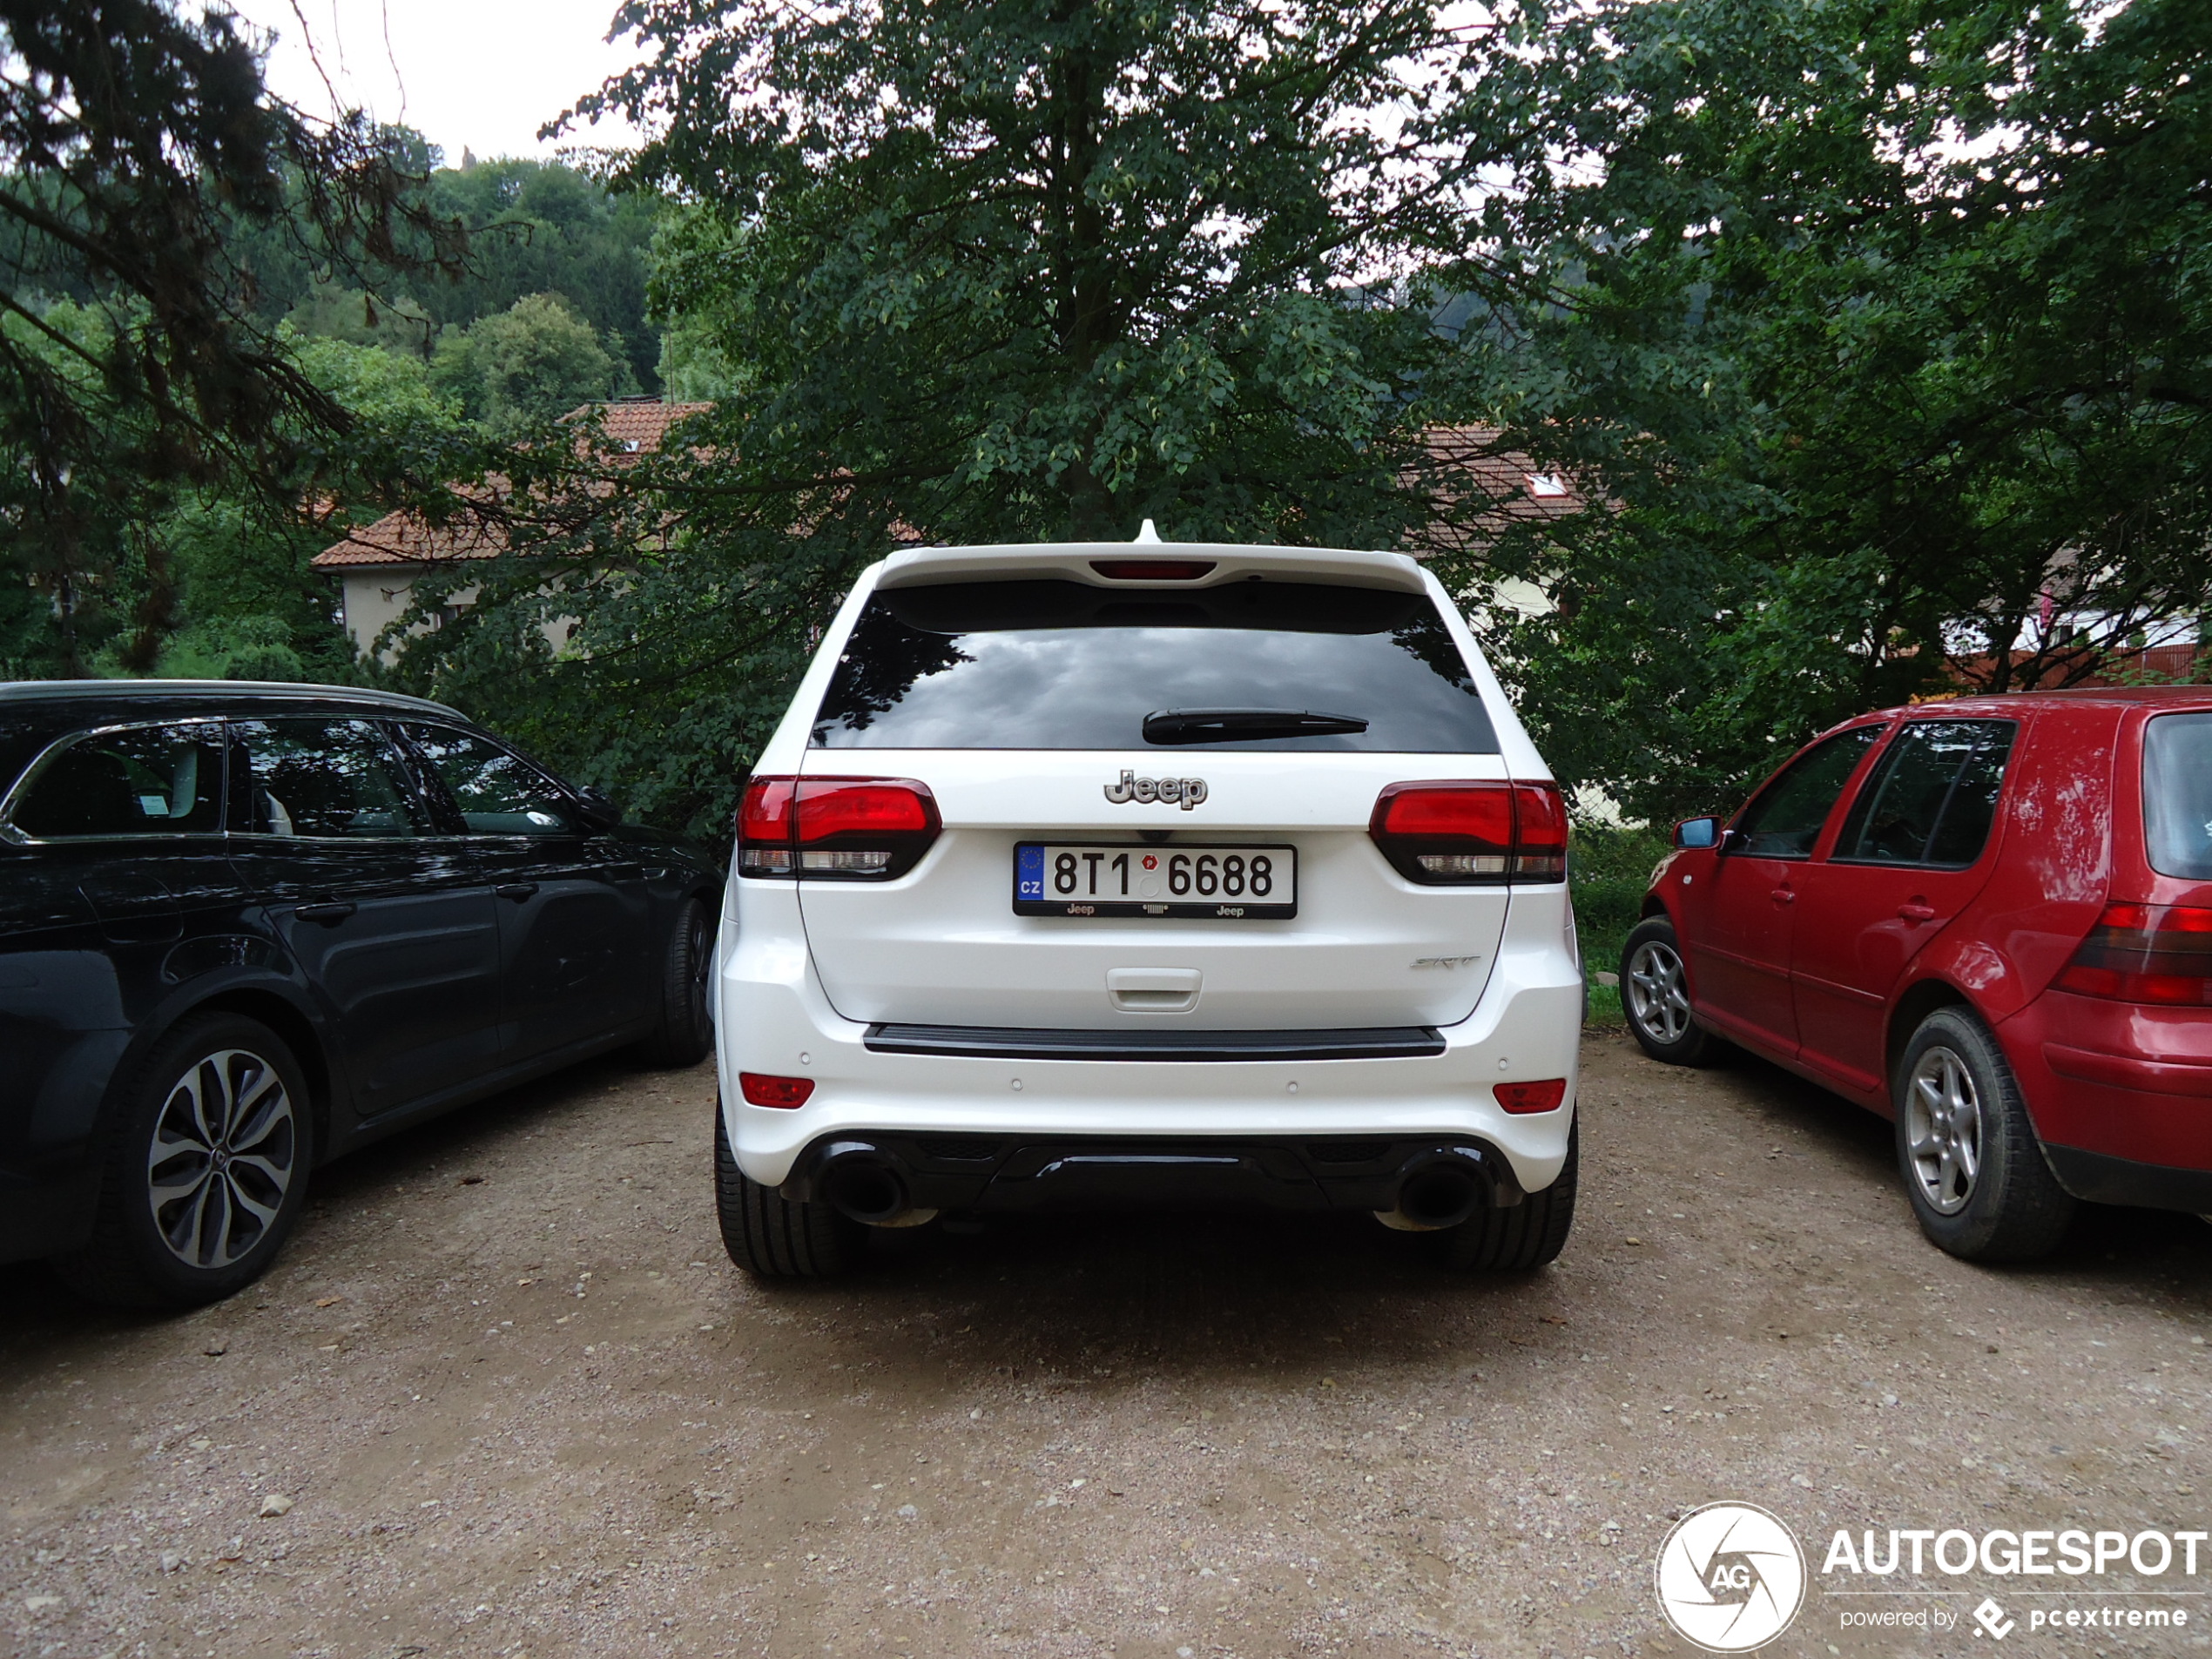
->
<box><xmin>0</xmin><ymin>681</ymin><xmax>722</xmax><ymax>1307</ymax></box>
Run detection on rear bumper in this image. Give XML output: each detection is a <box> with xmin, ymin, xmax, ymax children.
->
<box><xmin>779</xmin><ymin>1132</ymin><xmax>1527</xmax><ymax>1216</ymax></box>
<box><xmin>2044</xmin><ymin>1145</ymin><xmax>2212</xmax><ymax>1215</ymax></box>
<box><xmin>713</xmin><ymin>891</ymin><xmax>1582</xmax><ymax>1197</ymax></box>
<box><xmin>2001</xmin><ymin>992</ymin><xmax>2212</xmax><ymax>1179</ymax></box>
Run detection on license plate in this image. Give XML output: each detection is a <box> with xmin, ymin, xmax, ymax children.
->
<box><xmin>1014</xmin><ymin>843</ymin><xmax>1297</xmax><ymax>919</ymax></box>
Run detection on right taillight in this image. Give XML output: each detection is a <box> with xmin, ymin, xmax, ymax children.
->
<box><xmin>2055</xmin><ymin>902</ymin><xmax>2212</xmax><ymax>1005</ymax></box>
<box><xmin>1369</xmin><ymin>780</ymin><xmax>1568</xmax><ymax>885</ymax></box>
<box><xmin>737</xmin><ymin>775</ymin><xmax>941</xmax><ymax>880</ymax></box>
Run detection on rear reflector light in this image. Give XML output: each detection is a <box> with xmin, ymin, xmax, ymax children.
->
<box><xmin>2055</xmin><ymin>903</ymin><xmax>2212</xmax><ymax>1006</ymax></box>
<box><xmin>739</xmin><ymin>1072</ymin><xmax>814</xmax><ymax>1108</ymax></box>
<box><xmin>738</xmin><ymin>775</ymin><xmax>941</xmax><ymax>880</ymax></box>
<box><xmin>1369</xmin><ymin>780</ymin><xmax>1568</xmax><ymax>884</ymax></box>
<box><xmin>1494</xmin><ymin>1078</ymin><xmax>1568</xmax><ymax>1114</ymax></box>
<box><xmin>1089</xmin><ymin>559</ymin><xmax>1217</xmax><ymax>581</ymax></box>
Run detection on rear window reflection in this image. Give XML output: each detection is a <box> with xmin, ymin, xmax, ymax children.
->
<box><xmin>812</xmin><ymin>578</ymin><xmax>1500</xmax><ymax>753</ymax></box>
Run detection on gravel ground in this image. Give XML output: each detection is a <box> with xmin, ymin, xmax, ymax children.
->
<box><xmin>6</xmin><ymin>1032</ymin><xmax>2212</xmax><ymax>1659</ymax></box>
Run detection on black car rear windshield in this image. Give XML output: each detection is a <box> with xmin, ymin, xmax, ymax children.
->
<box><xmin>810</xmin><ymin>578</ymin><xmax>1500</xmax><ymax>752</ymax></box>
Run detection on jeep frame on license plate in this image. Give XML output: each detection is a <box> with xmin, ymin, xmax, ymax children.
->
<box><xmin>1013</xmin><ymin>842</ymin><xmax>1298</xmax><ymax>919</ymax></box>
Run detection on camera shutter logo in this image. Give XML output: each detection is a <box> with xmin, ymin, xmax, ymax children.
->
<box><xmin>1654</xmin><ymin>1501</ymin><xmax>1807</xmax><ymax>1652</ymax></box>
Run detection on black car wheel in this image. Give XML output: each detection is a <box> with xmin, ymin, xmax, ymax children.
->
<box><xmin>638</xmin><ymin>896</ymin><xmax>715</xmax><ymax>1068</ymax></box>
<box><xmin>715</xmin><ymin>1109</ymin><xmax>865</xmax><ymax>1278</ymax></box>
<box><xmin>1619</xmin><ymin>917</ymin><xmax>1725</xmax><ymax>1065</ymax></box>
<box><xmin>54</xmin><ymin>1013</ymin><xmax>314</xmax><ymax>1309</ymax></box>
<box><xmin>1441</xmin><ymin>1121</ymin><xmax>1577</xmax><ymax>1271</ymax></box>
<box><xmin>1894</xmin><ymin>1007</ymin><xmax>2074</xmax><ymax>1262</ymax></box>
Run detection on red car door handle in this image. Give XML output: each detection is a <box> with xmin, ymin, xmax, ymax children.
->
<box><xmin>1898</xmin><ymin>902</ymin><xmax>1938</xmax><ymax>922</ymax></box>
<box><xmin>1770</xmin><ymin>887</ymin><xmax>1795</xmax><ymax>905</ymax></box>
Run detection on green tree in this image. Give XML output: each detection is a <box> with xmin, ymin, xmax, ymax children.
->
<box><xmin>431</xmin><ymin>291</ymin><xmax>633</xmax><ymax>435</ymax></box>
<box><xmin>396</xmin><ymin>0</ymin><xmax>1554</xmax><ymax>833</ymax></box>
<box><xmin>1448</xmin><ymin>0</ymin><xmax>2212</xmax><ymax>821</ymax></box>
<box><xmin>0</xmin><ymin>0</ymin><xmax>465</xmax><ymax>676</ymax></box>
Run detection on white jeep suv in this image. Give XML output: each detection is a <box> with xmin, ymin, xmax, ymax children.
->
<box><xmin>711</xmin><ymin>536</ymin><xmax>1583</xmax><ymax>1275</ymax></box>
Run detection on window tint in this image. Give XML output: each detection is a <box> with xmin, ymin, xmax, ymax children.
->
<box><xmin>1832</xmin><ymin>720</ymin><xmax>2017</xmax><ymax>867</ymax></box>
<box><xmin>9</xmin><ymin>723</ymin><xmax>225</xmax><ymax>839</ymax></box>
<box><xmin>1733</xmin><ymin>726</ymin><xmax>1883</xmax><ymax>857</ymax></box>
<box><xmin>400</xmin><ymin>725</ymin><xmax>579</xmax><ymax>835</ymax></box>
<box><xmin>233</xmin><ymin>719</ymin><xmax>425</xmax><ymax>839</ymax></box>
<box><xmin>2145</xmin><ymin>711</ymin><xmax>2212</xmax><ymax>880</ymax></box>
<box><xmin>811</xmin><ymin>579</ymin><xmax>1499</xmax><ymax>752</ymax></box>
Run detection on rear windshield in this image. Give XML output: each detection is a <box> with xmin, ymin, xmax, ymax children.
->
<box><xmin>2144</xmin><ymin>711</ymin><xmax>2212</xmax><ymax>880</ymax></box>
<box><xmin>810</xmin><ymin>578</ymin><xmax>1500</xmax><ymax>752</ymax></box>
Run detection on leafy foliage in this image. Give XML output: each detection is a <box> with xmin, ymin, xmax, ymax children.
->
<box><xmin>0</xmin><ymin>0</ymin><xmax>469</xmax><ymax>676</ymax></box>
<box><xmin>1447</xmin><ymin>0</ymin><xmax>2212</xmax><ymax>822</ymax></box>
<box><xmin>431</xmin><ymin>293</ymin><xmax>635</xmax><ymax>436</ymax></box>
<box><xmin>397</xmin><ymin>0</ymin><xmax>1559</xmax><ymax>833</ymax></box>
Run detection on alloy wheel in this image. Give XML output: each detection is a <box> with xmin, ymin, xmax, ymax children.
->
<box><xmin>686</xmin><ymin>907</ymin><xmax>713</xmax><ymax>1032</ymax></box>
<box><xmin>1904</xmin><ymin>1044</ymin><xmax>1982</xmax><ymax>1216</ymax></box>
<box><xmin>145</xmin><ymin>1048</ymin><xmax>298</xmax><ymax>1270</ymax></box>
<box><xmin>1625</xmin><ymin>938</ymin><xmax>1693</xmax><ymax>1044</ymax></box>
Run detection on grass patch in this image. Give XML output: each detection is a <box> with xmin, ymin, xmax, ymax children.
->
<box><xmin>1570</xmin><ymin>823</ymin><xmax>1673</xmax><ymax>1024</ymax></box>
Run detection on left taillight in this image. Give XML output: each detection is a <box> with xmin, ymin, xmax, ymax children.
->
<box><xmin>2054</xmin><ymin>902</ymin><xmax>2212</xmax><ymax>1005</ymax></box>
<box><xmin>737</xmin><ymin>775</ymin><xmax>941</xmax><ymax>880</ymax></box>
<box><xmin>1369</xmin><ymin>780</ymin><xmax>1568</xmax><ymax>885</ymax></box>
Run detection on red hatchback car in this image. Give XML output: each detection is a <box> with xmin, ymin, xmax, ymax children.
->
<box><xmin>1621</xmin><ymin>687</ymin><xmax>2212</xmax><ymax>1262</ymax></box>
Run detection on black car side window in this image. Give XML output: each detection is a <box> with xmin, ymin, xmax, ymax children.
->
<box><xmin>1832</xmin><ymin>720</ymin><xmax>2019</xmax><ymax>867</ymax></box>
<box><xmin>398</xmin><ymin>725</ymin><xmax>580</xmax><ymax>836</ymax></box>
<box><xmin>232</xmin><ymin>719</ymin><xmax>427</xmax><ymax>839</ymax></box>
<box><xmin>7</xmin><ymin>723</ymin><xmax>226</xmax><ymax>840</ymax></box>
<box><xmin>1732</xmin><ymin>726</ymin><xmax>1884</xmax><ymax>858</ymax></box>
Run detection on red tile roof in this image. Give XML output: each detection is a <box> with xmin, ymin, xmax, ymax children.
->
<box><xmin>313</xmin><ymin>409</ymin><xmax>1584</xmax><ymax>570</ymax></box>
<box><xmin>1408</xmin><ymin>426</ymin><xmax>1589</xmax><ymax>559</ymax></box>
<box><xmin>312</xmin><ymin>401</ymin><xmax>713</xmax><ymax>570</ymax></box>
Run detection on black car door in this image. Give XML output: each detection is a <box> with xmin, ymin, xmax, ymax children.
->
<box><xmin>225</xmin><ymin>717</ymin><xmax>504</xmax><ymax>1123</ymax></box>
<box><xmin>393</xmin><ymin>722</ymin><xmax>654</xmax><ymax>1066</ymax></box>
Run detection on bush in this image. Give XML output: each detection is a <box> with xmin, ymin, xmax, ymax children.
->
<box><xmin>1570</xmin><ymin>823</ymin><xmax>1671</xmax><ymax>1025</ymax></box>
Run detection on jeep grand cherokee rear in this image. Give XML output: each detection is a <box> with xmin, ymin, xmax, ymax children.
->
<box><xmin>711</xmin><ymin>538</ymin><xmax>1583</xmax><ymax>1276</ymax></box>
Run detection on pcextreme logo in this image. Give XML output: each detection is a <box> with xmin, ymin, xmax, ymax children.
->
<box><xmin>1654</xmin><ymin>1502</ymin><xmax>1808</xmax><ymax>1652</ymax></box>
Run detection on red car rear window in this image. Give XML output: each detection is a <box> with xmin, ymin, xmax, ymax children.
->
<box><xmin>2144</xmin><ymin>711</ymin><xmax>2212</xmax><ymax>880</ymax></box>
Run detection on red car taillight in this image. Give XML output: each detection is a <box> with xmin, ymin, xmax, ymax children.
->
<box><xmin>1368</xmin><ymin>781</ymin><xmax>1568</xmax><ymax>885</ymax></box>
<box><xmin>737</xmin><ymin>775</ymin><xmax>941</xmax><ymax>880</ymax></box>
<box><xmin>2055</xmin><ymin>903</ymin><xmax>2212</xmax><ymax>1006</ymax></box>
<box><xmin>739</xmin><ymin>1072</ymin><xmax>814</xmax><ymax>1108</ymax></box>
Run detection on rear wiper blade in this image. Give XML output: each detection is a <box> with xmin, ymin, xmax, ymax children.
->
<box><xmin>1141</xmin><ymin>707</ymin><xmax>1371</xmax><ymax>745</ymax></box>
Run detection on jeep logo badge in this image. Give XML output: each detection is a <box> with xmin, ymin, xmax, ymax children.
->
<box><xmin>1103</xmin><ymin>769</ymin><xmax>1208</xmax><ymax>810</ymax></box>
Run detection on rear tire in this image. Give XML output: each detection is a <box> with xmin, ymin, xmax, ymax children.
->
<box><xmin>1442</xmin><ymin>1123</ymin><xmax>1577</xmax><ymax>1271</ymax></box>
<box><xmin>637</xmin><ymin>896</ymin><xmax>715</xmax><ymax>1068</ymax></box>
<box><xmin>1894</xmin><ymin>1007</ymin><xmax>2074</xmax><ymax>1262</ymax></box>
<box><xmin>53</xmin><ymin>1014</ymin><xmax>314</xmax><ymax>1310</ymax></box>
<box><xmin>1620</xmin><ymin>917</ymin><xmax>1725</xmax><ymax>1066</ymax></box>
<box><xmin>715</xmin><ymin>1108</ymin><xmax>865</xmax><ymax>1278</ymax></box>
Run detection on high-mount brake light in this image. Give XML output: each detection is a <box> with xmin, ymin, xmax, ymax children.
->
<box><xmin>739</xmin><ymin>1072</ymin><xmax>814</xmax><ymax>1109</ymax></box>
<box><xmin>1368</xmin><ymin>780</ymin><xmax>1568</xmax><ymax>885</ymax></box>
<box><xmin>736</xmin><ymin>775</ymin><xmax>941</xmax><ymax>880</ymax></box>
<box><xmin>1089</xmin><ymin>559</ymin><xmax>1217</xmax><ymax>581</ymax></box>
<box><xmin>2055</xmin><ymin>902</ymin><xmax>2212</xmax><ymax>1006</ymax></box>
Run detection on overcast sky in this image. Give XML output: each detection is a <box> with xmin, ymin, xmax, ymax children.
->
<box><xmin>226</xmin><ymin>0</ymin><xmax>649</xmax><ymax>165</ymax></box>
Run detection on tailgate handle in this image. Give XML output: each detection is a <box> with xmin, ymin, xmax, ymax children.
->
<box><xmin>1107</xmin><ymin>968</ymin><xmax>1201</xmax><ymax>1013</ymax></box>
